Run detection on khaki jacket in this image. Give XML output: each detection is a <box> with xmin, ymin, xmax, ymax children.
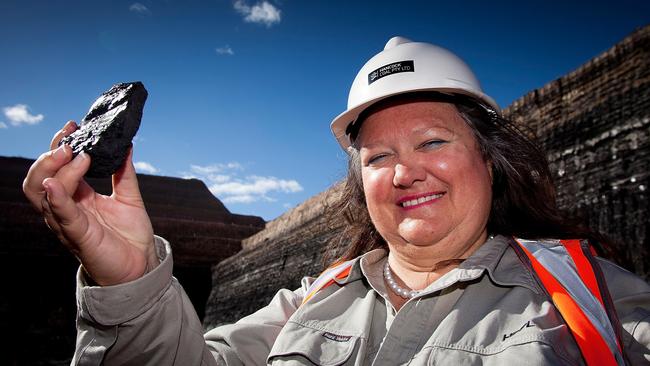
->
<box><xmin>72</xmin><ymin>236</ymin><xmax>650</xmax><ymax>365</ymax></box>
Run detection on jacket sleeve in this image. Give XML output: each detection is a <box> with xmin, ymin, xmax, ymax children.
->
<box><xmin>72</xmin><ymin>236</ymin><xmax>307</xmax><ymax>366</ymax></box>
<box><xmin>202</xmin><ymin>285</ymin><xmax>306</xmax><ymax>365</ymax></box>
<box><xmin>598</xmin><ymin>259</ymin><xmax>650</xmax><ymax>365</ymax></box>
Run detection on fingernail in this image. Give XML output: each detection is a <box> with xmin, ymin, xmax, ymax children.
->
<box><xmin>53</xmin><ymin>145</ymin><xmax>67</xmax><ymax>160</ymax></box>
<box><xmin>71</xmin><ymin>152</ymin><xmax>87</xmax><ymax>167</ymax></box>
<box><xmin>63</xmin><ymin>121</ymin><xmax>76</xmax><ymax>133</ymax></box>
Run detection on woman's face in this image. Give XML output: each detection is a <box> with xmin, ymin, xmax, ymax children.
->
<box><xmin>357</xmin><ymin>100</ymin><xmax>492</xmax><ymax>252</ymax></box>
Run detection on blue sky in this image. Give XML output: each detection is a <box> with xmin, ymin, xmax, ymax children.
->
<box><xmin>1</xmin><ymin>0</ymin><xmax>649</xmax><ymax>220</ymax></box>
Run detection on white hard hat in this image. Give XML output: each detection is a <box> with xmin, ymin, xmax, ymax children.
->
<box><xmin>330</xmin><ymin>36</ymin><xmax>501</xmax><ymax>150</ymax></box>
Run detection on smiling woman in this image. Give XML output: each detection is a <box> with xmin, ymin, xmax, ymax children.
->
<box><xmin>358</xmin><ymin>99</ymin><xmax>492</xmax><ymax>278</ymax></box>
<box><xmin>21</xmin><ymin>36</ymin><xmax>650</xmax><ymax>365</ymax></box>
<box><xmin>333</xmin><ymin>91</ymin><xmax>562</xmax><ymax>261</ymax></box>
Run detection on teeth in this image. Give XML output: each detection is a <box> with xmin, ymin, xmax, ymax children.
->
<box><xmin>401</xmin><ymin>193</ymin><xmax>443</xmax><ymax>207</ymax></box>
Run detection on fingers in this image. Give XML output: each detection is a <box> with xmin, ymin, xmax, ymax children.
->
<box><xmin>50</xmin><ymin>121</ymin><xmax>77</xmax><ymax>150</ymax></box>
<box><xmin>42</xmin><ymin>177</ymin><xmax>92</xmax><ymax>252</ymax></box>
<box><xmin>112</xmin><ymin>147</ymin><xmax>144</xmax><ymax>204</ymax></box>
<box><xmin>54</xmin><ymin>152</ymin><xmax>91</xmax><ymax>197</ymax></box>
<box><xmin>23</xmin><ymin>144</ymin><xmax>73</xmax><ymax>211</ymax></box>
<box><xmin>34</xmin><ymin>152</ymin><xmax>92</xmax><ymax>249</ymax></box>
<box><xmin>24</xmin><ymin>121</ymin><xmax>78</xmax><ymax>211</ymax></box>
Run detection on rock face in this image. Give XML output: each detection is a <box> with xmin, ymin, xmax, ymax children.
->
<box><xmin>60</xmin><ymin>82</ymin><xmax>147</xmax><ymax>178</ymax></box>
<box><xmin>0</xmin><ymin>156</ymin><xmax>264</xmax><ymax>364</ymax></box>
<box><xmin>204</xmin><ymin>184</ymin><xmax>345</xmax><ymax>328</ymax></box>
<box><xmin>504</xmin><ymin>25</ymin><xmax>650</xmax><ymax>278</ymax></box>
<box><xmin>203</xmin><ymin>25</ymin><xmax>650</xmax><ymax>330</ymax></box>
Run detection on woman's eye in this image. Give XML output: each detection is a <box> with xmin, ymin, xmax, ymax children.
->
<box><xmin>419</xmin><ymin>140</ymin><xmax>445</xmax><ymax>149</ymax></box>
<box><xmin>367</xmin><ymin>154</ymin><xmax>388</xmax><ymax>165</ymax></box>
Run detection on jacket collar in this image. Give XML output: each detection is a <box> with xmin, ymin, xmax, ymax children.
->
<box><xmin>460</xmin><ymin>235</ymin><xmax>541</xmax><ymax>294</ymax></box>
<box><xmin>333</xmin><ymin>235</ymin><xmax>541</xmax><ymax>295</ymax></box>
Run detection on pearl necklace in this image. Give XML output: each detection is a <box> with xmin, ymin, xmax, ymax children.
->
<box><xmin>383</xmin><ymin>261</ymin><xmax>420</xmax><ymax>299</ymax></box>
<box><xmin>383</xmin><ymin>235</ymin><xmax>496</xmax><ymax>299</ymax></box>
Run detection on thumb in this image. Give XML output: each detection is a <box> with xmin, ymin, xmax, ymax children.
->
<box><xmin>112</xmin><ymin>147</ymin><xmax>144</xmax><ymax>205</ymax></box>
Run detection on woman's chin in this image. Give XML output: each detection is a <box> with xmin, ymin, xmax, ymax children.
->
<box><xmin>396</xmin><ymin>219</ymin><xmax>447</xmax><ymax>247</ymax></box>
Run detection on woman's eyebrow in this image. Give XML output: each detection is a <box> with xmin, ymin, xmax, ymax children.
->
<box><xmin>359</xmin><ymin>142</ymin><xmax>387</xmax><ymax>151</ymax></box>
<box><xmin>410</xmin><ymin>125</ymin><xmax>455</xmax><ymax>137</ymax></box>
<box><xmin>359</xmin><ymin>127</ymin><xmax>455</xmax><ymax>149</ymax></box>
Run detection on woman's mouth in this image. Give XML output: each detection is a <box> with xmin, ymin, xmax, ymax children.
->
<box><xmin>398</xmin><ymin>192</ymin><xmax>445</xmax><ymax>209</ymax></box>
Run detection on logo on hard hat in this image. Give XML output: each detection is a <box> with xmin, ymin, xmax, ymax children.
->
<box><xmin>368</xmin><ymin>60</ymin><xmax>414</xmax><ymax>85</ymax></box>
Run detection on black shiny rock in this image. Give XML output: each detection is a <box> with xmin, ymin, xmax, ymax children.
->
<box><xmin>60</xmin><ymin>82</ymin><xmax>148</xmax><ymax>178</ymax></box>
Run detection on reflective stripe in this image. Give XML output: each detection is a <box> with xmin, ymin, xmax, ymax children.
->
<box><xmin>518</xmin><ymin>239</ymin><xmax>618</xmax><ymax>349</ymax></box>
<box><xmin>561</xmin><ymin>240</ymin><xmax>605</xmax><ymax>307</ymax></box>
<box><xmin>562</xmin><ymin>240</ymin><xmax>625</xmax><ymax>357</ymax></box>
<box><xmin>302</xmin><ymin>260</ymin><xmax>354</xmax><ymax>305</ymax></box>
<box><xmin>515</xmin><ymin>238</ymin><xmax>625</xmax><ymax>366</ymax></box>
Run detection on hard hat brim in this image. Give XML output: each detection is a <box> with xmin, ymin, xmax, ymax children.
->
<box><xmin>330</xmin><ymin>87</ymin><xmax>500</xmax><ymax>151</ymax></box>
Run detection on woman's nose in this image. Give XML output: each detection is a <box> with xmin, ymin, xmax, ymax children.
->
<box><xmin>393</xmin><ymin>162</ymin><xmax>425</xmax><ymax>188</ymax></box>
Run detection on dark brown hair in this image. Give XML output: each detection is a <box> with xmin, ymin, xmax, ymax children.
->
<box><xmin>327</xmin><ymin>92</ymin><xmax>610</xmax><ymax>264</ymax></box>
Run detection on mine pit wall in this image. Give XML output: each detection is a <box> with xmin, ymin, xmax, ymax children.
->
<box><xmin>203</xmin><ymin>185</ymin><xmax>346</xmax><ymax>328</ymax></box>
<box><xmin>204</xmin><ymin>25</ymin><xmax>650</xmax><ymax>329</ymax></box>
<box><xmin>504</xmin><ymin>25</ymin><xmax>650</xmax><ymax>279</ymax></box>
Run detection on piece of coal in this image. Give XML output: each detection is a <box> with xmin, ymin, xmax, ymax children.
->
<box><xmin>59</xmin><ymin>82</ymin><xmax>148</xmax><ymax>178</ymax></box>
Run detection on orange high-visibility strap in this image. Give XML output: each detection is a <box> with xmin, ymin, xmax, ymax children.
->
<box><xmin>560</xmin><ymin>240</ymin><xmax>605</xmax><ymax>307</ymax></box>
<box><xmin>301</xmin><ymin>260</ymin><xmax>353</xmax><ymax>305</ymax></box>
<box><xmin>516</xmin><ymin>241</ymin><xmax>619</xmax><ymax>366</ymax></box>
<box><xmin>561</xmin><ymin>239</ymin><xmax>624</xmax><ymax>354</ymax></box>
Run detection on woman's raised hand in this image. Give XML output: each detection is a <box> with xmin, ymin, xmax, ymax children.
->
<box><xmin>22</xmin><ymin>121</ymin><xmax>158</xmax><ymax>286</ymax></box>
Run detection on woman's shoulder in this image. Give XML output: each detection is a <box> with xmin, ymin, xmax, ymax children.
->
<box><xmin>594</xmin><ymin>257</ymin><xmax>650</xmax><ymax>364</ymax></box>
<box><xmin>595</xmin><ymin>257</ymin><xmax>650</xmax><ymax>300</ymax></box>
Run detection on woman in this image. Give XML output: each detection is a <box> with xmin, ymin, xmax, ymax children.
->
<box><xmin>23</xmin><ymin>37</ymin><xmax>649</xmax><ymax>365</ymax></box>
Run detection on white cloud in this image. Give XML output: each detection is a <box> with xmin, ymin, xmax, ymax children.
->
<box><xmin>129</xmin><ymin>3</ymin><xmax>151</xmax><ymax>15</ymax></box>
<box><xmin>190</xmin><ymin>163</ymin><xmax>242</xmax><ymax>175</ymax></box>
<box><xmin>224</xmin><ymin>194</ymin><xmax>277</xmax><ymax>203</ymax></box>
<box><xmin>208</xmin><ymin>174</ymin><xmax>231</xmax><ymax>183</ymax></box>
<box><xmin>3</xmin><ymin>104</ymin><xmax>44</xmax><ymax>126</ymax></box>
<box><xmin>216</xmin><ymin>45</ymin><xmax>234</xmax><ymax>55</ymax></box>
<box><xmin>0</xmin><ymin>122</ymin><xmax>7</xmax><ymax>129</ymax></box>
<box><xmin>234</xmin><ymin>1</ymin><xmax>281</xmax><ymax>27</ymax></box>
<box><xmin>223</xmin><ymin>194</ymin><xmax>257</xmax><ymax>203</ymax></box>
<box><xmin>190</xmin><ymin>164</ymin><xmax>221</xmax><ymax>175</ymax></box>
<box><xmin>134</xmin><ymin>161</ymin><xmax>159</xmax><ymax>174</ymax></box>
<box><xmin>182</xmin><ymin>162</ymin><xmax>302</xmax><ymax>204</ymax></box>
<box><xmin>226</xmin><ymin>162</ymin><xmax>243</xmax><ymax>170</ymax></box>
<box><xmin>209</xmin><ymin>176</ymin><xmax>302</xmax><ymax>197</ymax></box>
